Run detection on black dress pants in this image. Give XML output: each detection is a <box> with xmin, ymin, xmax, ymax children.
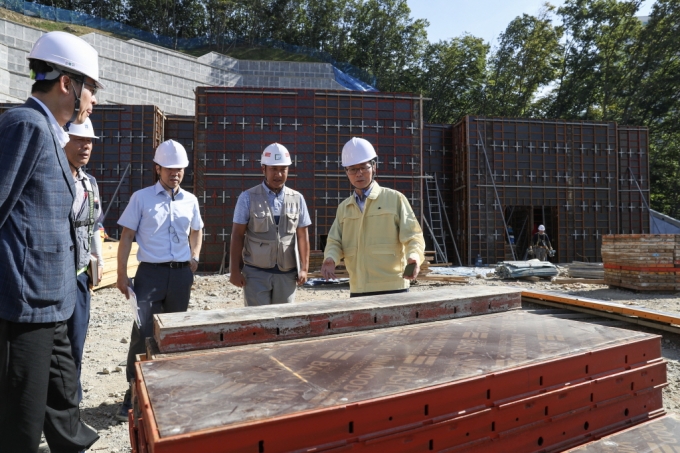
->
<box><xmin>0</xmin><ymin>319</ymin><xmax>99</xmax><ymax>453</ymax></box>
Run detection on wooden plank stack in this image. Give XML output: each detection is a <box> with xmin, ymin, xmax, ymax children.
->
<box><xmin>602</xmin><ymin>234</ymin><xmax>680</xmax><ymax>291</ymax></box>
<box><xmin>96</xmin><ymin>241</ymin><xmax>140</xmax><ymax>290</ymax></box>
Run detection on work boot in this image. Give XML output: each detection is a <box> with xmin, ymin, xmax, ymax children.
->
<box><xmin>116</xmin><ymin>388</ymin><xmax>132</xmax><ymax>422</ymax></box>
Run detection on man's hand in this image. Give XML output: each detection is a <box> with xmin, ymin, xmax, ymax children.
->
<box><xmin>296</xmin><ymin>270</ymin><xmax>308</xmax><ymax>286</ymax></box>
<box><xmin>230</xmin><ymin>269</ymin><xmax>246</xmax><ymax>287</ymax></box>
<box><xmin>97</xmin><ymin>266</ymin><xmax>103</xmax><ymax>285</ymax></box>
<box><xmin>116</xmin><ymin>274</ymin><xmax>130</xmax><ymax>299</ymax></box>
<box><xmin>404</xmin><ymin>254</ymin><xmax>420</xmax><ymax>281</ymax></box>
<box><xmin>321</xmin><ymin>258</ymin><xmax>336</xmax><ymax>281</ymax></box>
<box><xmin>190</xmin><ymin>258</ymin><xmax>199</xmax><ymax>273</ymax></box>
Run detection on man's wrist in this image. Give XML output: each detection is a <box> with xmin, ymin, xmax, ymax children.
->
<box><xmin>191</xmin><ymin>257</ymin><xmax>199</xmax><ymax>263</ymax></box>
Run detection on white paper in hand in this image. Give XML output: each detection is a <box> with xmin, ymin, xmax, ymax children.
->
<box><xmin>128</xmin><ymin>286</ymin><xmax>142</xmax><ymax>329</ymax></box>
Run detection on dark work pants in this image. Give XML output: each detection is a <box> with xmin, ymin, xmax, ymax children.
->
<box><xmin>0</xmin><ymin>319</ymin><xmax>99</xmax><ymax>453</ymax></box>
<box><xmin>67</xmin><ymin>271</ymin><xmax>91</xmax><ymax>403</ymax></box>
<box><xmin>126</xmin><ymin>263</ymin><xmax>193</xmax><ymax>382</ymax></box>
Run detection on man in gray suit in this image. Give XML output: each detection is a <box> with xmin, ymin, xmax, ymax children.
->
<box><xmin>0</xmin><ymin>32</ymin><xmax>102</xmax><ymax>453</ymax></box>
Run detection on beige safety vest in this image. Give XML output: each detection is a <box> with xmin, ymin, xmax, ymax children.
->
<box><xmin>242</xmin><ymin>184</ymin><xmax>301</xmax><ymax>271</ymax></box>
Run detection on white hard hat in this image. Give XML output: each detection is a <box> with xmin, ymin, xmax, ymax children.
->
<box><xmin>538</xmin><ymin>225</ymin><xmax>546</xmax><ymax>231</ymax></box>
<box><xmin>28</xmin><ymin>31</ymin><xmax>104</xmax><ymax>89</ymax></box>
<box><xmin>261</xmin><ymin>143</ymin><xmax>292</xmax><ymax>166</ymax></box>
<box><xmin>342</xmin><ymin>137</ymin><xmax>377</xmax><ymax>167</ymax></box>
<box><xmin>153</xmin><ymin>140</ymin><xmax>189</xmax><ymax>168</ymax></box>
<box><xmin>66</xmin><ymin>117</ymin><xmax>98</xmax><ymax>139</ymax></box>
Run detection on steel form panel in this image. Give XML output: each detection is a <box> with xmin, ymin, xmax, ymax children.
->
<box><xmin>130</xmin><ymin>311</ymin><xmax>662</xmax><ymax>453</ymax></box>
<box><xmin>564</xmin><ymin>413</ymin><xmax>680</xmax><ymax>452</ymax></box>
<box><xmin>618</xmin><ymin>127</ymin><xmax>650</xmax><ymax>235</ymax></box>
<box><xmin>423</xmin><ymin>124</ymin><xmax>455</xmax><ymax>256</ymax></box>
<box><xmin>153</xmin><ymin>287</ymin><xmax>521</xmax><ymax>353</ymax></box>
<box><xmin>454</xmin><ymin>116</ymin><xmax>626</xmax><ymax>265</ymax></box>
<box><xmin>324</xmin><ymin>369</ymin><xmax>665</xmax><ymax>453</ymax></box>
<box><xmin>164</xmin><ymin>115</ymin><xmax>195</xmax><ymax>191</ymax></box>
<box><xmin>194</xmin><ymin>87</ymin><xmax>422</xmax><ymax>271</ymax></box>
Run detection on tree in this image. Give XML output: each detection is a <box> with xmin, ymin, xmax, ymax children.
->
<box><xmin>484</xmin><ymin>7</ymin><xmax>563</xmax><ymax>117</ymax></box>
<box><xmin>411</xmin><ymin>36</ymin><xmax>488</xmax><ymax>124</ymax></box>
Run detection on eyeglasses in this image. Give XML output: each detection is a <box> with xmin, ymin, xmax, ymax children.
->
<box><xmin>169</xmin><ymin>225</ymin><xmax>180</xmax><ymax>243</ymax></box>
<box><xmin>345</xmin><ymin>164</ymin><xmax>372</xmax><ymax>175</ymax></box>
<box><xmin>76</xmin><ymin>79</ymin><xmax>98</xmax><ymax>96</ymax></box>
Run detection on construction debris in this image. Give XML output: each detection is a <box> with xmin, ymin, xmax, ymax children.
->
<box><xmin>494</xmin><ymin>259</ymin><xmax>559</xmax><ymax>279</ymax></box>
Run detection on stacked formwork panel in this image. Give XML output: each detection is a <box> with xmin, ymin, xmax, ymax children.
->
<box><xmin>618</xmin><ymin>126</ymin><xmax>650</xmax><ymax>234</ymax></box>
<box><xmin>0</xmin><ymin>104</ymin><xmax>163</xmax><ymax>239</ymax></box>
<box><xmin>452</xmin><ymin>116</ymin><xmax>647</xmax><ymax>265</ymax></box>
<box><xmin>163</xmin><ymin>115</ymin><xmax>195</xmax><ymax>191</ymax></box>
<box><xmin>194</xmin><ymin>87</ymin><xmax>423</xmax><ymax>271</ymax></box>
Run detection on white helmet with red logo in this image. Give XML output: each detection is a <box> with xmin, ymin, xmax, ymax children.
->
<box><xmin>261</xmin><ymin>143</ymin><xmax>292</xmax><ymax>166</ymax></box>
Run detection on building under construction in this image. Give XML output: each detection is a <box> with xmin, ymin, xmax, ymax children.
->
<box><xmin>0</xmin><ymin>89</ymin><xmax>650</xmax><ymax>270</ymax></box>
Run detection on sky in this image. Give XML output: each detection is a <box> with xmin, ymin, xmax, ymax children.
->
<box><xmin>406</xmin><ymin>0</ymin><xmax>656</xmax><ymax>46</ymax></box>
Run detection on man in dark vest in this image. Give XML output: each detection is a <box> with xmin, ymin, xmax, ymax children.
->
<box><xmin>229</xmin><ymin>143</ymin><xmax>311</xmax><ymax>305</ymax></box>
<box><xmin>530</xmin><ymin>224</ymin><xmax>554</xmax><ymax>261</ymax></box>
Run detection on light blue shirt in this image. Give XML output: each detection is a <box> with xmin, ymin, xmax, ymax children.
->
<box><xmin>233</xmin><ymin>181</ymin><xmax>312</xmax><ymax>227</ymax></box>
<box><xmin>118</xmin><ymin>182</ymin><xmax>204</xmax><ymax>262</ymax></box>
<box><xmin>353</xmin><ymin>183</ymin><xmax>374</xmax><ymax>213</ymax></box>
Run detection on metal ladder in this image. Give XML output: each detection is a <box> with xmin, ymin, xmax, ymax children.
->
<box><xmin>424</xmin><ymin>174</ymin><xmax>448</xmax><ymax>263</ymax></box>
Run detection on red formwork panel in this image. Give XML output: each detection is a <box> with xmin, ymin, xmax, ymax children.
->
<box><xmin>130</xmin><ymin>311</ymin><xmax>663</xmax><ymax>453</ymax></box>
<box><xmin>194</xmin><ymin>87</ymin><xmax>424</xmax><ymax>271</ymax></box>
<box><xmin>153</xmin><ymin>286</ymin><xmax>522</xmax><ymax>353</ymax></box>
<box><xmin>164</xmin><ymin>115</ymin><xmax>195</xmax><ymax>191</ymax></box>
<box><xmin>332</xmin><ymin>370</ymin><xmax>665</xmax><ymax>452</ymax></box>
<box><xmin>0</xmin><ymin>104</ymin><xmax>164</xmax><ymax>239</ymax></box>
<box><xmin>451</xmin><ymin>116</ymin><xmax>641</xmax><ymax>265</ymax></box>
<box><xmin>564</xmin><ymin>413</ymin><xmax>680</xmax><ymax>452</ymax></box>
<box><xmin>618</xmin><ymin>126</ymin><xmax>650</xmax><ymax>235</ymax></box>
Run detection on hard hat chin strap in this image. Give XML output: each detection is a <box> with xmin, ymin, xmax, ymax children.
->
<box><xmin>68</xmin><ymin>77</ymin><xmax>83</xmax><ymax>124</ymax></box>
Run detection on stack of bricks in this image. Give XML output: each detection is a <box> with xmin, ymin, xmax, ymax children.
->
<box><xmin>602</xmin><ymin>234</ymin><xmax>680</xmax><ymax>291</ymax></box>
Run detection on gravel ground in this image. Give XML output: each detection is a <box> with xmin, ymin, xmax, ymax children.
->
<box><xmin>78</xmin><ymin>272</ymin><xmax>680</xmax><ymax>452</ymax></box>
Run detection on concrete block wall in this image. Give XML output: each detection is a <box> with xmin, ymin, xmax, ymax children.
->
<box><xmin>0</xmin><ymin>19</ymin><xmax>345</xmax><ymax>115</ymax></box>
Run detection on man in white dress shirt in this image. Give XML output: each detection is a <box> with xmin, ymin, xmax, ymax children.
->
<box><xmin>114</xmin><ymin>139</ymin><xmax>203</xmax><ymax>421</ymax></box>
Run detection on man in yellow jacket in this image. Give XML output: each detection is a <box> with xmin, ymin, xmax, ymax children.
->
<box><xmin>321</xmin><ymin>137</ymin><xmax>425</xmax><ymax>297</ymax></box>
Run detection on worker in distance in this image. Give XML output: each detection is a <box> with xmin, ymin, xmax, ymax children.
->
<box><xmin>229</xmin><ymin>143</ymin><xmax>311</xmax><ymax>306</ymax></box>
<box><xmin>0</xmin><ymin>31</ymin><xmax>102</xmax><ymax>452</ymax></box>
<box><xmin>529</xmin><ymin>224</ymin><xmax>555</xmax><ymax>261</ymax></box>
<box><xmin>321</xmin><ymin>137</ymin><xmax>425</xmax><ymax>297</ymax></box>
<box><xmin>64</xmin><ymin>117</ymin><xmax>104</xmax><ymax>405</ymax></box>
<box><xmin>115</xmin><ymin>139</ymin><xmax>203</xmax><ymax>421</ymax></box>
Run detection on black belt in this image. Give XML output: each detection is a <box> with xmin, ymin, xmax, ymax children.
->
<box><xmin>141</xmin><ymin>261</ymin><xmax>191</xmax><ymax>269</ymax></box>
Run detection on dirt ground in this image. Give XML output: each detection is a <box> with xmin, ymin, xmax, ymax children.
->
<box><xmin>79</xmin><ymin>271</ymin><xmax>680</xmax><ymax>452</ymax></box>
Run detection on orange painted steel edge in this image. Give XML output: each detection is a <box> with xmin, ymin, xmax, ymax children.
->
<box><xmin>521</xmin><ymin>289</ymin><xmax>680</xmax><ymax>326</ymax></box>
<box><xmin>129</xmin><ymin>339</ymin><xmax>662</xmax><ymax>453</ymax></box>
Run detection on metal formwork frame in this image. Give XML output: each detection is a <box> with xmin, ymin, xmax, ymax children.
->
<box><xmin>194</xmin><ymin>87</ymin><xmax>423</xmax><ymax>271</ymax></box>
<box><xmin>455</xmin><ymin>116</ymin><xmax>629</xmax><ymax>265</ymax></box>
<box><xmin>618</xmin><ymin>126</ymin><xmax>651</xmax><ymax>234</ymax></box>
<box><xmin>164</xmin><ymin>115</ymin><xmax>195</xmax><ymax>191</ymax></box>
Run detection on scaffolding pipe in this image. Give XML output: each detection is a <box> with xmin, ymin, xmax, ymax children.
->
<box><xmin>477</xmin><ymin>131</ymin><xmax>517</xmax><ymax>261</ymax></box>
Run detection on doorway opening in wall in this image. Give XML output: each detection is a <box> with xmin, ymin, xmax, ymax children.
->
<box><xmin>504</xmin><ymin>206</ymin><xmax>557</xmax><ymax>261</ymax></box>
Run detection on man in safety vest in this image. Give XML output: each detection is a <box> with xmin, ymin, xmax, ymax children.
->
<box><xmin>321</xmin><ymin>137</ymin><xmax>425</xmax><ymax>297</ymax></box>
<box><xmin>64</xmin><ymin>117</ymin><xmax>103</xmax><ymax>404</ymax></box>
<box><xmin>529</xmin><ymin>224</ymin><xmax>554</xmax><ymax>261</ymax></box>
<box><xmin>229</xmin><ymin>143</ymin><xmax>311</xmax><ymax>306</ymax></box>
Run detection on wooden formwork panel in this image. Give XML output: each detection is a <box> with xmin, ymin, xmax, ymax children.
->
<box><xmin>153</xmin><ymin>287</ymin><xmax>522</xmax><ymax>353</ymax></box>
<box><xmin>131</xmin><ymin>311</ymin><xmax>663</xmax><ymax>453</ymax></box>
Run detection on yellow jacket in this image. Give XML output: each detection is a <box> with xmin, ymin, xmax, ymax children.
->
<box><xmin>324</xmin><ymin>182</ymin><xmax>425</xmax><ymax>294</ymax></box>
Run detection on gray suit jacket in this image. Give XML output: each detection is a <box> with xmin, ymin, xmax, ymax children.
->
<box><xmin>0</xmin><ymin>98</ymin><xmax>77</xmax><ymax>323</ymax></box>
